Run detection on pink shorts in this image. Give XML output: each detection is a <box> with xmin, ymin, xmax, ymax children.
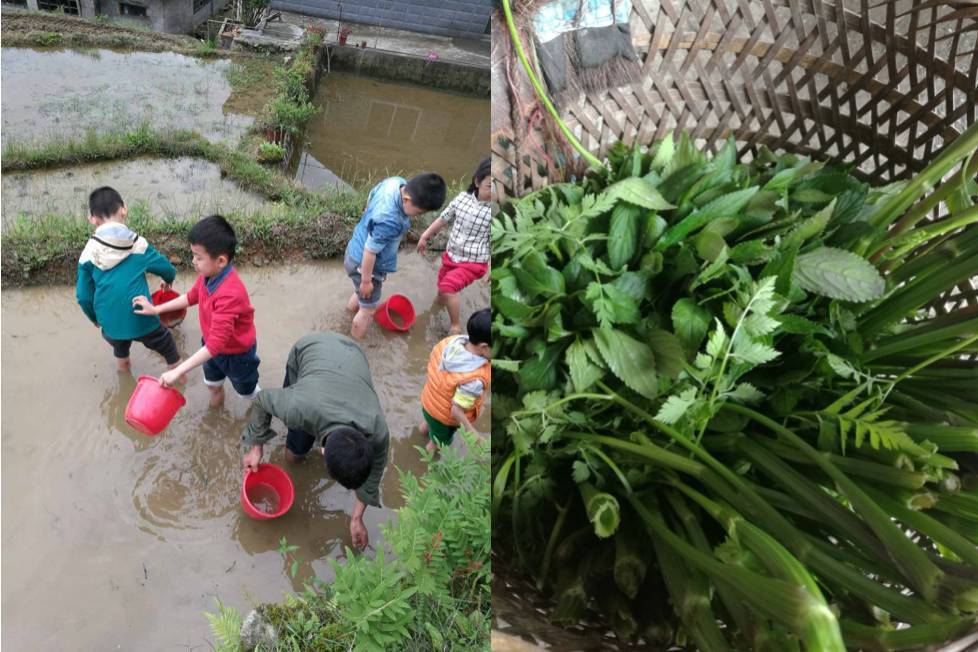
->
<box><xmin>437</xmin><ymin>252</ymin><xmax>488</xmax><ymax>294</ymax></box>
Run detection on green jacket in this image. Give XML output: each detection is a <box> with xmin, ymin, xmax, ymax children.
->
<box><xmin>241</xmin><ymin>332</ymin><xmax>390</xmax><ymax>508</ymax></box>
<box><xmin>76</xmin><ymin>222</ymin><xmax>176</xmax><ymax>340</ymax></box>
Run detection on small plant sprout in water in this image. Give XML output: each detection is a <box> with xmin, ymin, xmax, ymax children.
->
<box><xmin>278</xmin><ymin>536</ymin><xmax>301</xmax><ymax>579</ymax></box>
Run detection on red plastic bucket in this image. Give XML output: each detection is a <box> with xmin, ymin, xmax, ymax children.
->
<box><xmin>373</xmin><ymin>294</ymin><xmax>416</xmax><ymax>332</ymax></box>
<box><xmin>151</xmin><ymin>288</ymin><xmax>187</xmax><ymax>328</ymax></box>
<box><xmin>125</xmin><ymin>375</ymin><xmax>186</xmax><ymax>435</ymax></box>
<box><xmin>241</xmin><ymin>464</ymin><xmax>295</xmax><ymax>520</ymax></box>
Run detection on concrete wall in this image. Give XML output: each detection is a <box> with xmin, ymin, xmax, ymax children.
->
<box><xmin>269</xmin><ymin>0</ymin><xmax>491</xmax><ymax>39</ymax></box>
<box><xmin>326</xmin><ymin>44</ymin><xmax>489</xmax><ymax>96</ymax></box>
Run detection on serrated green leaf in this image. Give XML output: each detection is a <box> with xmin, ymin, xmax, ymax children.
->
<box><xmin>518</xmin><ymin>345</ymin><xmax>562</xmax><ymax>391</ymax></box>
<box><xmin>777</xmin><ymin>314</ymin><xmax>824</xmax><ymax>335</ymax></box>
<box><xmin>566</xmin><ymin>340</ymin><xmax>605</xmax><ymax>392</ymax></box>
<box><xmin>652</xmin><ymin>132</ymin><xmax>675</xmax><ymax>171</ymax></box>
<box><xmin>656</xmin><ymin>187</ymin><xmax>760</xmax><ymax>251</ymax></box>
<box><xmin>727</xmin><ymin>382</ymin><xmax>765</xmax><ymax>403</ymax></box>
<box><xmin>706</xmin><ymin>319</ymin><xmax>729</xmax><ymax>359</ymax></box>
<box><xmin>577</xmin><ymin>251</ymin><xmax>617</xmax><ymax>276</ymax></box>
<box><xmin>608</xmin><ymin>203</ymin><xmax>641</xmax><ymax>269</ymax></box>
<box><xmin>655</xmin><ymin>387</ymin><xmax>698</xmax><ymax>424</ymax></box>
<box><xmin>579</xmin><ymin>192</ymin><xmax>619</xmax><ymax>219</ymax></box>
<box><xmin>793</xmin><ymin>247</ymin><xmax>885</xmax><ymax>302</ymax></box>
<box><xmin>544</xmin><ymin>304</ymin><xmax>572</xmax><ymax>341</ymax></box>
<box><xmin>612</xmin><ymin>270</ymin><xmax>651</xmax><ymax>302</ymax></box>
<box><xmin>732</xmin><ymin>337</ymin><xmax>780</xmax><ymax>365</ymax></box>
<box><xmin>593</xmin><ymin>328</ymin><xmax>659</xmax><ymax>399</ymax></box>
<box><xmin>492</xmin><ymin>359</ymin><xmax>521</xmax><ymax>372</ymax></box>
<box><xmin>647</xmin><ymin>329</ymin><xmax>685</xmax><ymax>379</ymax></box>
<box><xmin>742</xmin><ymin>313</ymin><xmax>781</xmax><ymax>337</ymax></box>
<box><xmin>784</xmin><ymin>198</ymin><xmax>836</xmax><ymax>248</ymax></box>
<box><xmin>792</xmin><ymin>188</ymin><xmax>834</xmax><ymax>203</ymax></box>
<box><xmin>749</xmin><ymin>275</ymin><xmax>778</xmax><ymax>316</ymax></box>
<box><xmin>723</xmin><ymin>301</ymin><xmax>742</xmax><ymax>327</ymax></box>
<box><xmin>572</xmin><ymin>460</ymin><xmax>591</xmax><ymax>483</ymax></box>
<box><xmin>695</xmin><ymin>229</ymin><xmax>727</xmax><ymax>261</ymax></box>
<box><xmin>730</xmin><ymin>239</ymin><xmax>774</xmax><ymax>264</ymax></box>
<box><xmin>642</xmin><ymin>213</ymin><xmax>668</xmax><ymax>249</ymax></box>
<box><xmin>605</xmin><ymin>177</ymin><xmax>675</xmax><ymax>210</ymax></box>
<box><xmin>826</xmin><ymin>353</ymin><xmax>858</xmax><ymax>379</ymax></box>
<box><xmin>514</xmin><ymin>250</ymin><xmax>565</xmax><ymax>297</ymax></box>
<box><xmin>672</xmin><ymin>298</ymin><xmax>711</xmax><ymax>354</ymax></box>
<box><xmin>692</xmin><ymin>245</ymin><xmax>730</xmax><ymax>288</ymax></box>
<box><xmin>495</xmin><ymin>294</ymin><xmax>537</xmax><ymax>320</ymax></box>
<box><xmin>694</xmin><ymin>352</ymin><xmax>713</xmax><ymax>369</ymax></box>
<box><xmin>584</xmin><ymin>282</ymin><xmax>640</xmax><ymax>326</ymax></box>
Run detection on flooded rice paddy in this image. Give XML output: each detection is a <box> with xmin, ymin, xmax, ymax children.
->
<box><xmin>0</xmin><ymin>48</ymin><xmax>254</xmax><ymax>146</ymax></box>
<box><xmin>1</xmin><ymin>157</ymin><xmax>269</xmax><ymax>230</ymax></box>
<box><xmin>296</xmin><ymin>72</ymin><xmax>490</xmax><ymax>187</ymax></box>
<box><xmin>1</xmin><ymin>254</ymin><xmax>489</xmax><ymax>650</ymax></box>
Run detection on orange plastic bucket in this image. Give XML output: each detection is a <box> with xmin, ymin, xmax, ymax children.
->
<box><xmin>373</xmin><ymin>294</ymin><xmax>416</xmax><ymax>332</ymax></box>
<box><xmin>151</xmin><ymin>288</ymin><xmax>186</xmax><ymax>328</ymax></box>
<box><xmin>125</xmin><ymin>375</ymin><xmax>186</xmax><ymax>435</ymax></box>
<box><xmin>241</xmin><ymin>464</ymin><xmax>295</xmax><ymax>520</ymax></box>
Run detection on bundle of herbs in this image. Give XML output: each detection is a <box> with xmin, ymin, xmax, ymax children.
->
<box><xmin>491</xmin><ymin>123</ymin><xmax>978</xmax><ymax>651</ymax></box>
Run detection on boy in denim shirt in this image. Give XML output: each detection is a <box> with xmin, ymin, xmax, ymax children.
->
<box><xmin>344</xmin><ymin>172</ymin><xmax>446</xmax><ymax>339</ymax></box>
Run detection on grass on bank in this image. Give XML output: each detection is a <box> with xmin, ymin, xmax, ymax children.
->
<box><xmin>0</xmin><ymin>125</ymin><xmax>368</xmax><ymax>285</ymax></box>
<box><xmin>0</xmin><ymin>125</ymin><xmax>460</xmax><ymax>286</ymax></box>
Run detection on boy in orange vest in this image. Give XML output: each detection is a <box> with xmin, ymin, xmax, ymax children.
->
<box><xmin>419</xmin><ymin>308</ymin><xmax>491</xmax><ymax>453</ymax></box>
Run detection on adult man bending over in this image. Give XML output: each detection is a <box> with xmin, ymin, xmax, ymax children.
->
<box><xmin>241</xmin><ymin>332</ymin><xmax>389</xmax><ymax>550</ymax></box>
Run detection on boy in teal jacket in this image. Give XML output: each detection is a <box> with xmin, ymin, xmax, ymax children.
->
<box><xmin>76</xmin><ymin>187</ymin><xmax>181</xmax><ymax>373</ymax></box>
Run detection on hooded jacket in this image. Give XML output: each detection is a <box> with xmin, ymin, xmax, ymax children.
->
<box><xmin>76</xmin><ymin>222</ymin><xmax>176</xmax><ymax>340</ymax></box>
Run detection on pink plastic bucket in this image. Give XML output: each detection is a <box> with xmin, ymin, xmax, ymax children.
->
<box><xmin>125</xmin><ymin>375</ymin><xmax>186</xmax><ymax>435</ymax></box>
<box><xmin>241</xmin><ymin>464</ymin><xmax>295</xmax><ymax>520</ymax></box>
<box><xmin>373</xmin><ymin>294</ymin><xmax>416</xmax><ymax>332</ymax></box>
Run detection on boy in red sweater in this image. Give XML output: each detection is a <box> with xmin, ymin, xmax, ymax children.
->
<box><xmin>133</xmin><ymin>215</ymin><xmax>260</xmax><ymax>406</ymax></box>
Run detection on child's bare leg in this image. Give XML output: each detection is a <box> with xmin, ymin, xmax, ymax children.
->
<box><xmin>116</xmin><ymin>357</ymin><xmax>131</xmax><ymax>373</ymax></box>
<box><xmin>346</xmin><ymin>292</ymin><xmax>359</xmax><ymax>313</ymax></box>
<box><xmin>439</xmin><ymin>291</ymin><xmax>463</xmax><ymax>333</ymax></box>
<box><xmin>420</xmin><ymin>421</ymin><xmax>438</xmax><ymax>454</ymax></box>
<box><xmin>351</xmin><ymin>307</ymin><xmax>376</xmax><ymax>340</ymax></box>
<box><xmin>207</xmin><ymin>384</ymin><xmax>225</xmax><ymax>408</ymax></box>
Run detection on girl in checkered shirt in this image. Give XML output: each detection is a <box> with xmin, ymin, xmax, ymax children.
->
<box><xmin>416</xmin><ymin>158</ymin><xmax>492</xmax><ymax>333</ymax></box>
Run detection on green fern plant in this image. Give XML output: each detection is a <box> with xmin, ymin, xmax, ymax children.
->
<box><xmin>204</xmin><ymin>598</ymin><xmax>243</xmax><ymax>652</ymax></box>
<box><xmin>818</xmin><ymin>384</ymin><xmax>928</xmax><ymax>456</ymax></box>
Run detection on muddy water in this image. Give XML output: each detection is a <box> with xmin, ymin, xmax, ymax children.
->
<box><xmin>0</xmin><ymin>48</ymin><xmax>253</xmax><ymax>146</ymax></box>
<box><xmin>296</xmin><ymin>72</ymin><xmax>490</xmax><ymax>187</ymax></box>
<box><xmin>1</xmin><ymin>157</ymin><xmax>269</xmax><ymax>229</ymax></box>
<box><xmin>0</xmin><ymin>253</ymin><xmax>489</xmax><ymax>650</ymax></box>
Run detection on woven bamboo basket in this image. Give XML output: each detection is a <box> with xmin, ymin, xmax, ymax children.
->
<box><xmin>491</xmin><ymin>0</ymin><xmax>978</xmax><ymax>648</ymax></box>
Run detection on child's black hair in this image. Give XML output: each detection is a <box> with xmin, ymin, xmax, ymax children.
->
<box><xmin>467</xmin><ymin>157</ymin><xmax>491</xmax><ymax>195</ymax></box>
<box><xmin>89</xmin><ymin>186</ymin><xmax>125</xmax><ymax>220</ymax></box>
<box><xmin>405</xmin><ymin>172</ymin><xmax>447</xmax><ymax>211</ymax></box>
<box><xmin>323</xmin><ymin>427</ymin><xmax>373</xmax><ymax>490</ymax></box>
<box><xmin>467</xmin><ymin>308</ymin><xmax>491</xmax><ymax>346</ymax></box>
<box><xmin>188</xmin><ymin>215</ymin><xmax>236</xmax><ymax>261</ymax></box>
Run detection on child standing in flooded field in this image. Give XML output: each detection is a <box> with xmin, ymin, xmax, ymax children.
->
<box><xmin>344</xmin><ymin>172</ymin><xmax>447</xmax><ymax>339</ymax></box>
<box><xmin>417</xmin><ymin>158</ymin><xmax>492</xmax><ymax>334</ymax></box>
<box><xmin>419</xmin><ymin>308</ymin><xmax>492</xmax><ymax>453</ymax></box>
<box><xmin>76</xmin><ymin>186</ymin><xmax>182</xmax><ymax>374</ymax></box>
<box><xmin>133</xmin><ymin>215</ymin><xmax>260</xmax><ymax>406</ymax></box>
